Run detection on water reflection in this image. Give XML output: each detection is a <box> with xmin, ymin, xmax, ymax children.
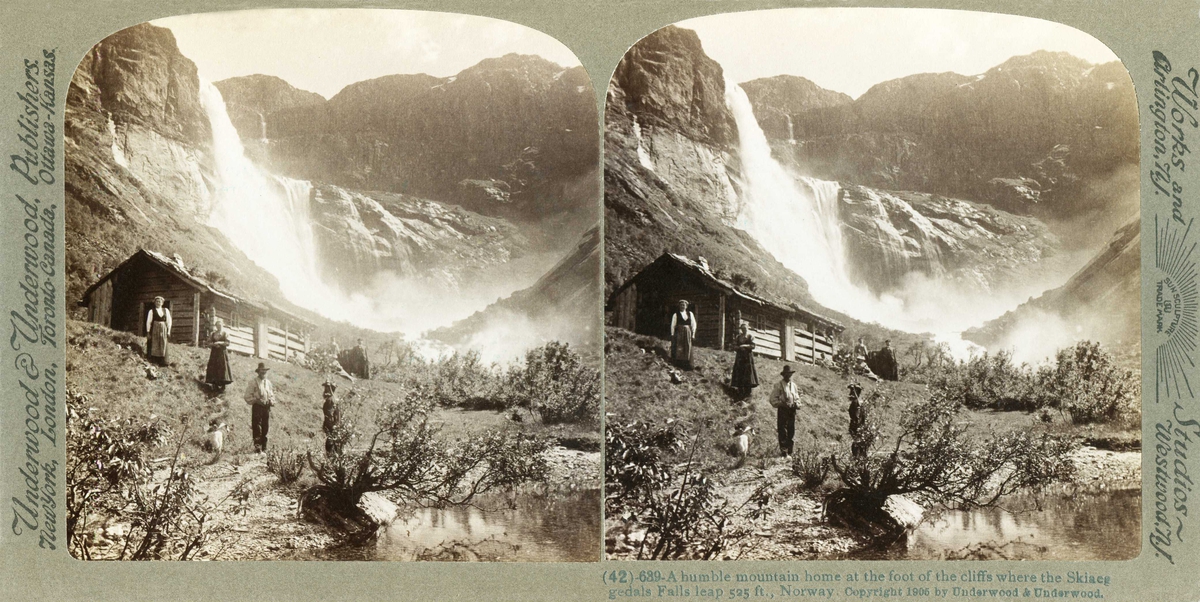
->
<box><xmin>308</xmin><ymin>489</ymin><xmax>600</xmax><ymax>562</ymax></box>
<box><xmin>897</xmin><ymin>488</ymin><xmax>1141</xmax><ymax>560</ymax></box>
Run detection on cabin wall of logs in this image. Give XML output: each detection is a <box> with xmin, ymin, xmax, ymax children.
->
<box><xmin>608</xmin><ymin>253</ymin><xmax>843</xmax><ymax>364</ymax></box>
<box><xmin>82</xmin><ymin>250</ymin><xmax>312</xmax><ymax>362</ymax></box>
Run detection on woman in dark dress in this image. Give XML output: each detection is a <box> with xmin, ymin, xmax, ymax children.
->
<box><xmin>205</xmin><ymin>318</ymin><xmax>233</xmax><ymax>393</ymax></box>
<box><xmin>730</xmin><ymin>321</ymin><xmax>759</xmax><ymax>400</ymax></box>
<box><xmin>145</xmin><ymin>296</ymin><xmax>171</xmax><ymax>365</ymax></box>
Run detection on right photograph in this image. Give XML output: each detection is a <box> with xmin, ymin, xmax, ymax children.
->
<box><xmin>603</xmin><ymin>8</ymin><xmax>1141</xmax><ymax>561</ymax></box>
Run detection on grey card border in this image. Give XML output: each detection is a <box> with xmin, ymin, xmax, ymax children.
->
<box><xmin>0</xmin><ymin>0</ymin><xmax>1196</xmax><ymax>600</ymax></box>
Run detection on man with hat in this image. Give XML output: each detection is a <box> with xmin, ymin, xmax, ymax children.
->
<box><xmin>770</xmin><ymin>364</ymin><xmax>802</xmax><ymax>457</ymax></box>
<box><xmin>244</xmin><ymin>362</ymin><xmax>276</xmax><ymax>453</ymax></box>
<box><xmin>321</xmin><ymin>379</ymin><xmax>342</xmax><ymax>457</ymax></box>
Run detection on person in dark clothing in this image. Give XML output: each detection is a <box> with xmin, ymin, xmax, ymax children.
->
<box><xmin>349</xmin><ymin>338</ymin><xmax>371</xmax><ymax>379</ymax></box>
<box><xmin>243</xmin><ymin>362</ymin><xmax>275</xmax><ymax>453</ymax></box>
<box><xmin>145</xmin><ymin>296</ymin><xmax>171</xmax><ymax>365</ymax></box>
<box><xmin>321</xmin><ymin>380</ymin><xmax>342</xmax><ymax>457</ymax></box>
<box><xmin>877</xmin><ymin>339</ymin><xmax>899</xmax><ymax>381</ymax></box>
<box><xmin>205</xmin><ymin>318</ymin><xmax>233</xmax><ymax>393</ymax></box>
<box><xmin>669</xmin><ymin>300</ymin><xmax>697</xmax><ymax>370</ymax></box>
<box><xmin>848</xmin><ymin>380</ymin><xmax>868</xmax><ymax>459</ymax></box>
<box><xmin>730</xmin><ymin>321</ymin><xmax>759</xmax><ymax>400</ymax></box>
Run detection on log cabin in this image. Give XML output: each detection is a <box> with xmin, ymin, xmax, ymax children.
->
<box><xmin>80</xmin><ymin>249</ymin><xmax>313</xmax><ymax>361</ymax></box>
<box><xmin>607</xmin><ymin>252</ymin><xmax>843</xmax><ymax>362</ymax></box>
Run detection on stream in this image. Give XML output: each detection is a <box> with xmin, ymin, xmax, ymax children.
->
<box><xmin>305</xmin><ymin>489</ymin><xmax>601</xmax><ymax>562</ymax></box>
<box><xmin>863</xmin><ymin>487</ymin><xmax>1141</xmax><ymax>560</ymax></box>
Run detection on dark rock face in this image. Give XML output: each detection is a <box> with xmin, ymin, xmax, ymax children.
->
<box><xmin>214</xmin><ymin>74</ymin><xmax>325</xmax><ymax>141</ymax></box>
<box><xmin>741</xmin><ymin>75</ymin><xmax>852</xmax><ymax>141</ymax></box>
<box><xmin>82</xmin><ymin>23</ymin><xmax>212</xmax><ymax>145</ymax></box>
<box><xmin>604</xmin><ymin>27</ymin><xmax>820</xmax><ymax>308</ymax></box>
<box><xmin>64</xmin><ymin>23</ymin><xmax>547</xmax><ymax>325</ymax></box>
<box><xmin>755</xmin><ymin>51</ymin><xmax>1138</xmax><ymax>222</ymax></box>
<box><xmin>65</xmin><ymin>23</ymin><xmax>276</xmax><ymax>308</ymax></box>
<box><xmin>965</xmin><ymin>218</ymin><xmax>1140</xmax><ymax>349</ymax></box>
<box><xmin>610</xmin><ymin>26</ymin><xmax>737</xmax><ymax>149</ymax></box>
<box><xmin>308</xmin><ymin>184</ymin><xmax>529</xmax><ymax>292</ymax></box>
<box><xmin>256</xmin><ymin>54</ymin><xmax>598</xmax><ymax>224</ymax></box>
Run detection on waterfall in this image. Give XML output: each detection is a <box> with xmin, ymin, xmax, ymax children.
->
<box><xmin>198</xmin><ymin>80</ymin><xmax>343</xmax><ymax>315</ymax></box>
<box><xmin>632</xmin><ymin>116</ymin><xmax>655</xmax><ymax>171</ymax></box>
<box><xmin>724</xmin><ymin>79</ymin><xmax>1067</xmax><ymax>352</ymax></box>
<box><xmin>725</xmin><ymin>80</ymin><xmax>866</xmax><ymax>314</ymax></box>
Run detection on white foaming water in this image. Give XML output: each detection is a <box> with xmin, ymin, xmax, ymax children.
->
<box><xmin>725</xmin><ymin>80</ymin><xmax>1061</xmax><ymax>354</ymax></box>
<box><xmin>200</xmin><ymin>81</ymin><xmax>332</xmax><ymax>308</ymax></box>
<box><xmin>632</xmin><ymin>116</ymin><xmax>655</xmax><ymax>171</ymax></box>
<box><xmin>726</xmin><ymin>81</ymin><xmax>867</xmax><ymax>315</ymax></box>
<box><xmin>197</xmin><ymin>81</ymin><xmax>557</xmax><ymax>358</ymax></box>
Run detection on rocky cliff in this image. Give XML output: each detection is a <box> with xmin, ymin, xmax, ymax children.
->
<box><xmin>66</xmin><ymin>23</ymin><xmax>579</xmax><ymax>338</ymax></box>
<box><xmin>65</xmin><ymin>22</ymin><xmax>280</xmax><ymax>307</ymax></box>
<box><xmin>214</xmin><ymin>74</ymin><xmax>325</xmax><ymax>142</ymax></box>
<box><xmin>741</xmin><ymin>75</ymin><xmax>851</xmax><ymax>142</ymax></box>
<box><xmin>308</xmin><ymin>184</ymin><xmax>529</xmax><ymax>292</ymax></box>
<box><xmin>838</xmin><ymin>185</ymin><xmax>1059</xmax><ymax>294</ymax></box>
<box><xmin>748</xmin><ymin>52</ymin><xmax>1138</xmax><ymax>226</ymax></box>
<box><xmin>251</xmin><ymin>54</ymin><xmax>598</xmax><ymax>227</ymax></box>
<box><xmin>604</xmin><ymin>26</ymin><xmax>1062</xmax><ymax>328</ymax></box>
<box><xmin>604</xmin><ymin>26</ymin><xmax>823</xmax><ymax>308</ymax></box>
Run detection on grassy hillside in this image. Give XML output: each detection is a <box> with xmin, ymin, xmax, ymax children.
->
<box><xmin>65</xmin><ymin>319</ymin><xmax>594</xmax><ymax>460</ymax></box>
<box><xmin>604</xmin><ymin>327</ymin><xmax>1131</xmax><ymax>470</ymax></box>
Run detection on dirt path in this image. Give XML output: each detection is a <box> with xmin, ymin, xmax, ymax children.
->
<box><xmin>187</xmin><ymin>455</ymin><xmax>335</xmax><ymax>561</ymax></box>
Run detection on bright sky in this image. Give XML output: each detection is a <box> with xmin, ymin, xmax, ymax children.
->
<box><xmin>152</xmin><ymin>9</ymin><xmax>582</xmax><ymax>98</ymax></box>
<box><xmin>681</xmin><ymin>8</ymin><xmax>1122</xmax><ymax>99</ymax></box>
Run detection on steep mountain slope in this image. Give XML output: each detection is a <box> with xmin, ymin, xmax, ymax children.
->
<box><xmin>214</xmin><ymin>74</ymin><xmax>325</xmax><ymax>142</ymax></box>
<box><xmin>65</xmin><ymin>22</ymin><xmax>273</xmax><ymax>308</ymax></box>
<box><xmin>308</xmin><ymin>184</ymin><xmax>529</xmax><ymax>291</ymax></box>
<box><xmin>740</xmin><ymin>75</ymin><xmax>852</xmax><ymax>142</ymax></box>
<box><xmin>65</xmin><ymin>23</ymin><xmax>583</xmax><ymax>336</ymax></box>
<box><xmin>430</xmin><ymin>226</ymin><xmax>601</xmax><ymax>359</ymax></box>
<box><xmin>256</xmin><ymin>54</ymin><xmax>599</xmax><ymax>228</ymax></box>
<box><xmin>604</xmin><ymin>26</ymin><xmax>1061</xmax><ymax>317</ymax></box>
<box><xmin>748</xmin><ymin>52</ymin><xmax>1138</xmax><ymax>227</ymax></box>
<box><xmin>964</xmin><ymin>218</ymin><xmax>1140</xmax><ymax>351</ymax></box>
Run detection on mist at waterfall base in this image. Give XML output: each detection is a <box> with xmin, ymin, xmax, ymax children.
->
<box><xmin>725</xmin><ymin>81</ymin><xmax>1086</xmax><ymax>363</ymax></box>
<box><xmin>198</xmin><ymin>80</ymin><xmax>560</xmax><ymax>359</ymax></box>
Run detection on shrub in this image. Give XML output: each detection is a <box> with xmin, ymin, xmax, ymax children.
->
<box><xmin>932</xmin><ymin>350</ymin><xmax>1035</xmax><ymax>410</ymax></box>
<box><xmin>605</xmin><ymin>418</ymin><xmax>771</xmax><ymax>560</ymax></box>
<box><xmin>1040</xmin><ymin>341</ymin><xmax>1139</xmax><ymax>424</ymax></box>
<box><xmin>265</xmin><ymin>448</ymin><xmax>307</xmax><ymax>484</ymax></box>
<box><xmin>791</xmin><ymin>446</ymin><xmax>830</xmax><ymax>490</ymax></box>
<box><xmin>66</xmin><ymin>388</ymin><xmax>247</xmax><ymax>560</ymax></box>
<box><xmin>303</xmin><ymin>387</ymin><xmax>549</xmax><ymax>525</ymax></box>
<box><xmin>430</xmin><ymin>350</ymin><xmax>504</xmax><ymax>409</ymax></box>
<box><xmin>506</xmin><ymin>342</ymin><xmax>600</xmax><ymax>425</ymax></box>
<box><xmin>828</xmin><ymin>393</ymin><xmax>1076</xmax><ymax>521</ymax></box>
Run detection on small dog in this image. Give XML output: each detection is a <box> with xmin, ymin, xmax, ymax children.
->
<box><xmin>206</xmin><ymin>421</ymin><xmax>226</xmax><ymax>463</ymax></box>
<box><xmin>731</xmin><ymin>425</ymin><xmax>753</xmax><ymax>468</ymax></box>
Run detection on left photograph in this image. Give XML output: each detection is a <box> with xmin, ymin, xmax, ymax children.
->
<box><xmin>64</xmin><ymin>9</ymin><xmax>601</xmax><ymax>561</ymax></box>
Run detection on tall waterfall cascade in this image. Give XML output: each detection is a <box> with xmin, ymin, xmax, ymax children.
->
<box><xmin>724</xmin><ymin>79</ymin><xmax>1034</xmax><ymax>352</ymax></box>
<box><xmin>199</xmin><ymin>80</ymin><xmax>353</xmax><ymax>321</ymax></box>
<box><xmin>725</xmin><ymin>80</ymin><xmax>868</xmax><ymax>317</ymax></box>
